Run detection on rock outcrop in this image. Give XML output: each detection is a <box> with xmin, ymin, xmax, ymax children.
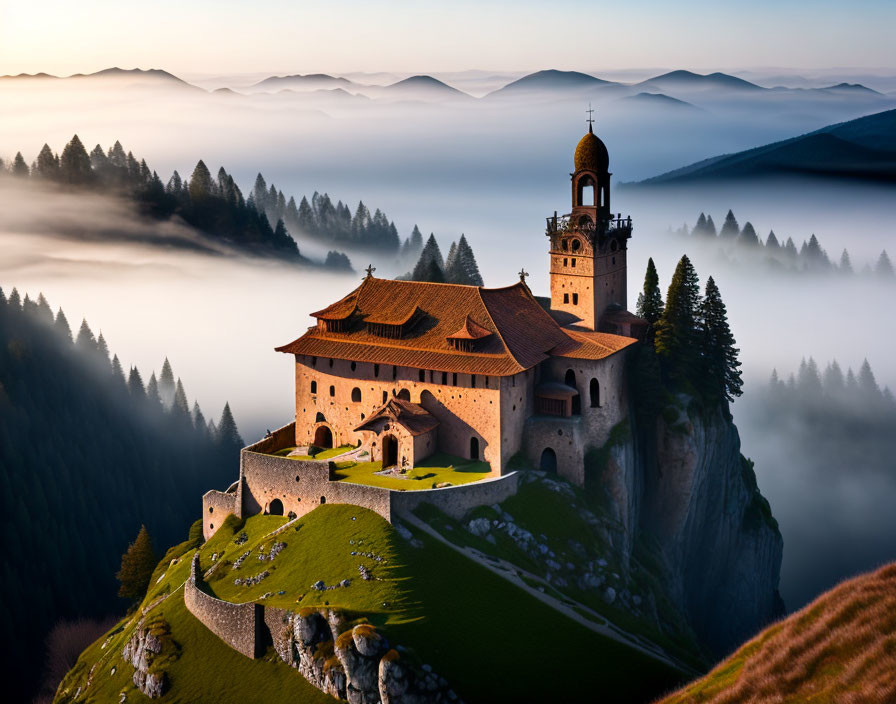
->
<box><xmin>642</xmin><ymin>400</ymin><xmax>783</xmax><ymax>656</ymax></box>
<box><xmin>121</xmin><ymin>618</ymin><xmax>177</xmax><ymax>698</ymax></box>
<box><xmin>281</xmin><ymin>608</ymin><xmax>459</xmax><ymax>703</ymax></box>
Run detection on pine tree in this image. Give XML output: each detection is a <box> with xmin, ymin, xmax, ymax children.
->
<box><xmin>411</xmin><ymin>234</ymin><xmax>445</xmax><ymax>281</ymax></box>
<box><xmin>699</xmin><ymin>276</ymin><xmax>742</xmax><ymax>402</ymax></box>
<box><xmin>636</xmin><ymin>257</ymin><xmax>664</xmax><ymax>325</ymax></box>
<box><xmin>217</xmin><ymin>403</ymin><xmax>243</xmax><ymax>448</ymax></box>
<box><xmin>192</xmin><ymin>402</ymin><xmax>207</xmax><ymax>437</ymax></box>
<box><xmin>823</xmin><ymin>360</ymin><xmax>845</xmax><ymax>394</ymax></box>
<box><xmin>35</xmin><ymin>294</ymin><xmax>54</xmax><ymax>324</ymax></box>
<box><xmin>297</xmin><ymin>196</ymin><xmax>315</xmax><ymax>233</ymax></box>
<box><xmin>409</xmin><ymin>225</ymin><xmax>423</xmax><ymax>254</ymax></box>
<box><xmin>75</xmin><ymin>319</ymin><xmax>96</xmax><ymax>352</ymax></box>
<box><xmin>719</xmin><ymin>209</ymin><xmax>739</xmax><ymax>238</ymax></box>
<box><xmin>127</xmin><ymin>367</ymin><xmax>146</xmax><ymax>400</ymax></box>
<box><xmin>172</xmin><ymin>379</ymin><xmax>190</xmax><ymax>421</ymax></box>
<box><xmin>454</xmin><ymin>234</ymin><xmax>483</xmax><ymax>286</ymax></box>
<box><xmin>188</xmin><ymin>160</ymin><xmax>213</xmax><ymax>202</ymax></box>
<box><xmin>146</xmin><ymin>373</ymin><xmax>162</xmax><ymax>408</ymax></box>
<box><xmin>111</xmin><ymin>355</ymin><xmax>126</xmax><ymax>386</ymax></box>
<box><xmin>59</xmin><ymin>135</ymin><xmax>94</xmax><ymax>185</ymax></box>
<box><xmin>158</xmin><ymin>358</ymin><xmax>175</xmax><ymax>407</ymax></box>
<box><xmin>34</xmin><ymin>144</ymin><xmax>60</xmax><ymax>180</ymax></box>
<box><xmin>737</xmin><ymin>222</ymin><xmax>759</xmax><ymax>247</ymax></box>
<box><xmin>876</xmin><ymin>250</ymin><xmax>894</xmax><ymax>278</ymax></box>
<box><xmin>693</xmin><ymin>213</ymin><xmax>707</xmax><ymax>237</ymax></box>
<box><xmin>704</xmin><ymin>215</ymin><xmax>717</xmax><ymax>237</ymax></box>
<box><xmin>11</xmin><ymin>152</ymin><xmax>29</xmax><ymax>177</ymax></box>
<box><xmin>784</xmin><ymin>237</ymin><xmax>798</xmax><ymax>259</ymax></box>
<box><xmin>54</xmin><ymin>309</ymin><xmax>73</xmax><ymax>342</ymax></box>
<box><xmin>797</xmin><ymin>357</ymin><xmax>823</xmax><ymax>397</ymax></box>
<box><xmin>116</xmin><ymin>525</ymin><xmax>156</xmax><ymax>601</ymax></box>
<box><xmin>839</xmin><ymin>249</ymin><xmax>853</xmax><ymax>274</ymax></box>
<box><xmin>858</xmin><ymin>359</ymin><xmax>880</xmax><ymax>400</ymax></box>
<box><xmin>96</xmin><ymin>333</ymin><xmax>110</xmax><ymax>364</ymax></box>
<box><xmin>766</xmin><ymin>231</ymin><xmax>780</xmax><ymax>250</ymax></box>
<box><xmin>7</xmin><ymin>288</ymin><xmax>21</xmax><ymax>308</ymax></box>
<box><xmin>654</xmin><ymin>255</ymin><xmax>701</xmax><ymax>386</ymax></box>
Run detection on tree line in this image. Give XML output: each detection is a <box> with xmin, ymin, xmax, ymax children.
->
<box><xmin>676</xmin><ymin>210</ymin><xmax>894</xmax><ymax>279</ymax></box>
<box><xmin>398</xmin><ymin>232</ymin><xmax>484</xmax><ymax>285</ymax></box>
<box><xmin>757</xmin><ymin>357</ymin><xmax>896</xmax><ymax>479</ymax></box>
<box><xmin>0</xmin><ymin>285</ymin><xmax>241</xmax><ymax>702</ymax></box>
<box><xmin>0</xmin><ymin>135</ymin><xmax>432</xmax><ymax>270</ymax></box>
<box><xmin>634</xmin><ymin>255</ymin><xmax>743</xmax><ymax>411</ymax></box>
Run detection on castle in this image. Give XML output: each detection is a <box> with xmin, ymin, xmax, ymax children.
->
<box><xmin>202</xmin><ymin>122</ymin><xmax>646</xmax><ymax>539</ymax></box>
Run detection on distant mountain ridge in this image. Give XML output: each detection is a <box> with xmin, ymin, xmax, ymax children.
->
<box><xmin>635</xmin><ymin>108</ymin><xmax>896</xmax><ymax>184</ymax></box>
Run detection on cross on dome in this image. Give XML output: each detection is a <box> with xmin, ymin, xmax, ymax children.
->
<box><xmin>586</xmin><ymin>103</ymin><xmax>595</xmax><ymax>133</ymax></box>
<box><xmin>365</xmin><ymin>264</ymin><xmax>376</xmax><ymax>278</ymax></box>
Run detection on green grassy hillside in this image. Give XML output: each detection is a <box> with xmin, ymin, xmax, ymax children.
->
<box><xmin>58</xmin><ymin>503</ymin><xmax>687</xmax><ymax>704</ymax></box>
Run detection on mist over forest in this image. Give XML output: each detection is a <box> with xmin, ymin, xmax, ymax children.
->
<box><xmin>2</xmin><ymin>66</ymin><xmax>895</xmax><ymax>620</ymax></box>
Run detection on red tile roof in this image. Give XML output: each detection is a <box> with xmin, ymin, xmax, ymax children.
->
<box><xmin>276</xmin><ymin>277</ymin><xmax>635</xmax><ymax>375</ymax></box>
<box><xmin>354</xmin><ymin>397</ymin><xmax>439</xmax><ymax>436</ymax></box>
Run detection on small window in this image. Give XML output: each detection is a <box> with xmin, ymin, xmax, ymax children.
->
<box><xmin>442</xmin><ymin>371</ymin><xmax>448</xmax><ymax>384</ymax></box>
<box><xmin>310</xmin><ymin>380</ymin><xmax>317</xmax><ymax>394</ymax></box>
<box><xmin>612</xmin><ymin>256</ymin><xmax>616</xmax><ymax>265</ymax></box>
<box><xmin>351</xmin><ymin>361</ymin><xmax>357</xmax><ymax>372</ymax></box>
<box><xmin>419</xmin><ymin>369</ymin><xmax>425</xmax><ymax>382</ymax></box>
<box><xmin>329</xmin><ymin>358</ymin><xmax>334</xmax><ymax>368</ymax></box>
<box><xmin>320</xmin><ymin>496</ymin><xmax>326</xmax><ymax>504</ymax></box>
<box><xmin>392</xmin><ymin>365</ymin><xmax>398</xmax><ymax>379</ymax></box>
<box><xmin>590</xmin><ymin>378</ymin><xmax>600</xmax><ymax>407</ymax></box>
<box><xmin>471</xmin><ymin>374</ymin><xmax>477</xmax><ymax>388</ymax></box>
<box><xmin>563</xmin><ymin>293</ymin><xmax>569</xmax><ymax>304</ymax></box>
<box><xmin>351</xmin><ymin>387</ymin><xmax>361</xmax><ymax>403</ymax></box>
<box><xmin>452</xmin><ymin>372</ymin><xmax>458</xmax><ymax>385</ymax></box>
<box><xmin>571</xmin><ymin>258</ymin><xmax>577</xmax><ymax>268</ymax></box>
<box><xmin>563</xmin><ymin>257</ymin><xmax>568</xmax><ymax>266</ymax></box>
<box><xmin>311</xmin><ymin>356</ymin><xmax>317</xmax><ymax>367</ymax></box>
<box><xmin>572</xmin><ymin>293</ymin><xmax>579</xmax><ymax>305</ymax></box>
<box><xmin>329</xmin><ymin>385</ymin><xmax>335</xmax><ymax>397</ymax></box>
<box><xmin>374</xmin><ymin>364</ymin><xmax>380</xmax><ymax>377</ymax></box>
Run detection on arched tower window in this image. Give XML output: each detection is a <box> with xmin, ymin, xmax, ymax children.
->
<box><xmin>576</xmin><ymin>174</ymin><xmax>596</xmax><ymax>207</ymax></box>
<box><xmin>590</xmin><ymin>378</ymin><xmax>600</xmax><ymax>407</ymax></box>
<box><xmin>310</xmin><ymin>380</ymin><xmax>317</xmax><ymax>394</ymax></box>
<box><xmin>351</xmin><ymin>387</ymin><xmax>362</xmax><ymax>403</ymax></box>
<box><xmin>565</xmin><ymin>369</ymin><xmax>576</xmax><ymax>388</ymax></box>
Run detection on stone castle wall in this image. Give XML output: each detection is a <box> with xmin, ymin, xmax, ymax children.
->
<box><xmin>184</xmin><ymin>553</ymin><xmax>262</xmax><ymax>659</ymax></box>
<box><xmin>202</xmin><ymin>489</ymin><xmax>240</xmax><ymax>541</ymax></box>
<box><xmin>240</xmin><ymin>450</ymin><xmax>393</xmax><ymax>523</ymax></box>
<box><xmin>391</xmin><ymin>471</ymin><xmax>520</xmax><ymax>519</ymax></box>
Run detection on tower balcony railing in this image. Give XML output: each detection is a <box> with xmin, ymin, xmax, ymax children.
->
<box><xmin>546</xmin><ymin>212</ymin><xmax>633</xmax><ymax>237</ymax></box>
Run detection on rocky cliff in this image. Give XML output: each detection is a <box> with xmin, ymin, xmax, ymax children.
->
<box><xmin>596</xmin><ymin>396</ymin><xmax>783</xmax><ymax>657</ymax></box>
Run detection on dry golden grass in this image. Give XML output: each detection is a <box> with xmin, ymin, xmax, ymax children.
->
<box><xmin>657</xmin><ymin>562</ymin><xmax>896</xmax><ymax>704</ymax></box>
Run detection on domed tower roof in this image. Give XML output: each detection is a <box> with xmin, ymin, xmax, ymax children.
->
<box><xmin>574</xmin><ymin>124</ymin><xmax>609</xmax><ymax>173</ymax></box>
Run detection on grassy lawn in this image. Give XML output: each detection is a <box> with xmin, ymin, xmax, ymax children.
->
<box><xmin>200</xmin><ymin>507</ymin><xmax>417</xmax><ymax>623</ymax></box>
<box><xmin>332</xmin><ymin>452</ymin><xmax>491</xmax><ymax>491</ymax></box>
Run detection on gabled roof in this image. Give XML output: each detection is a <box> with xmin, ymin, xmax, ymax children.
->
<box><xmin>276</xmin><ymin>276</ymin><xmax>635</xmax><ymax>375</ymax></box>
<box><xmin>353</xmin><ymin>397</ymin><xmax>439</xmax><ymax>436</ymax></box>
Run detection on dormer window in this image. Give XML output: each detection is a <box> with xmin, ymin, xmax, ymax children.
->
<box><xmin>365</xmin><ymin>305</ymin><xmax>421</xmax><ymax>339</ymax></box>
<box><xmin>446</xmin><ymin>315</ymin><xmax>492</xmax><ymax>353</ymax></box>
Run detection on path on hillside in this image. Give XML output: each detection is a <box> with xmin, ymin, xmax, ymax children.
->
<box><xmin>400</xmin><ymin>512</ymin><xmax>697</xmax><ymax>675</ymax></box>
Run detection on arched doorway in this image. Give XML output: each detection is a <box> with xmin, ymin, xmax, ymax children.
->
<box><xmin>314</xmin><ymin>425</ymin><xmax>333</xmax><ymax>448</ymax></box>
<box><xmin>565</xmin><ymin>369</ymin><xmax>576</xmax><ymax>387</ymax></box>
<box><xmin>397</xmin><ymin>388</ymin><xmax>411</xmax><ymax>401</ymax></box>
<box><xmin>382</xmin><ymin>434</ymin><xmax>398</xmax><ymax>467</ymax></box>
<box><xmin>540</xmin><ymin>448</ymin><xmax>557</xmax><ymax>474</ymax></box>
<box><xmin>470</xmin><ymin>436</ymin><xmax>479</xmax><ymax>460</ymax></box>
<box><xmin>590</xmin><ymin>378</ymin><xmax>600</xmax><ymax>407</ymax></box>
<box><xmin>268</xmin><ymin>498</ymin><xmax>284</xmax><ymax>516</ymax></box>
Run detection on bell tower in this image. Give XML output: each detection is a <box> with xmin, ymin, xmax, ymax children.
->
<box><xmin>546</xmin><ymin>112</ymin><xmax>632</xmax><ymax>330</ymax></box>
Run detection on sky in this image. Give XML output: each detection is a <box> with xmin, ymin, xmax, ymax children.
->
<box><xmin>1</xmin><ymin>0</ymin><xmax>894</xmax><ymax>77</ymax></box>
